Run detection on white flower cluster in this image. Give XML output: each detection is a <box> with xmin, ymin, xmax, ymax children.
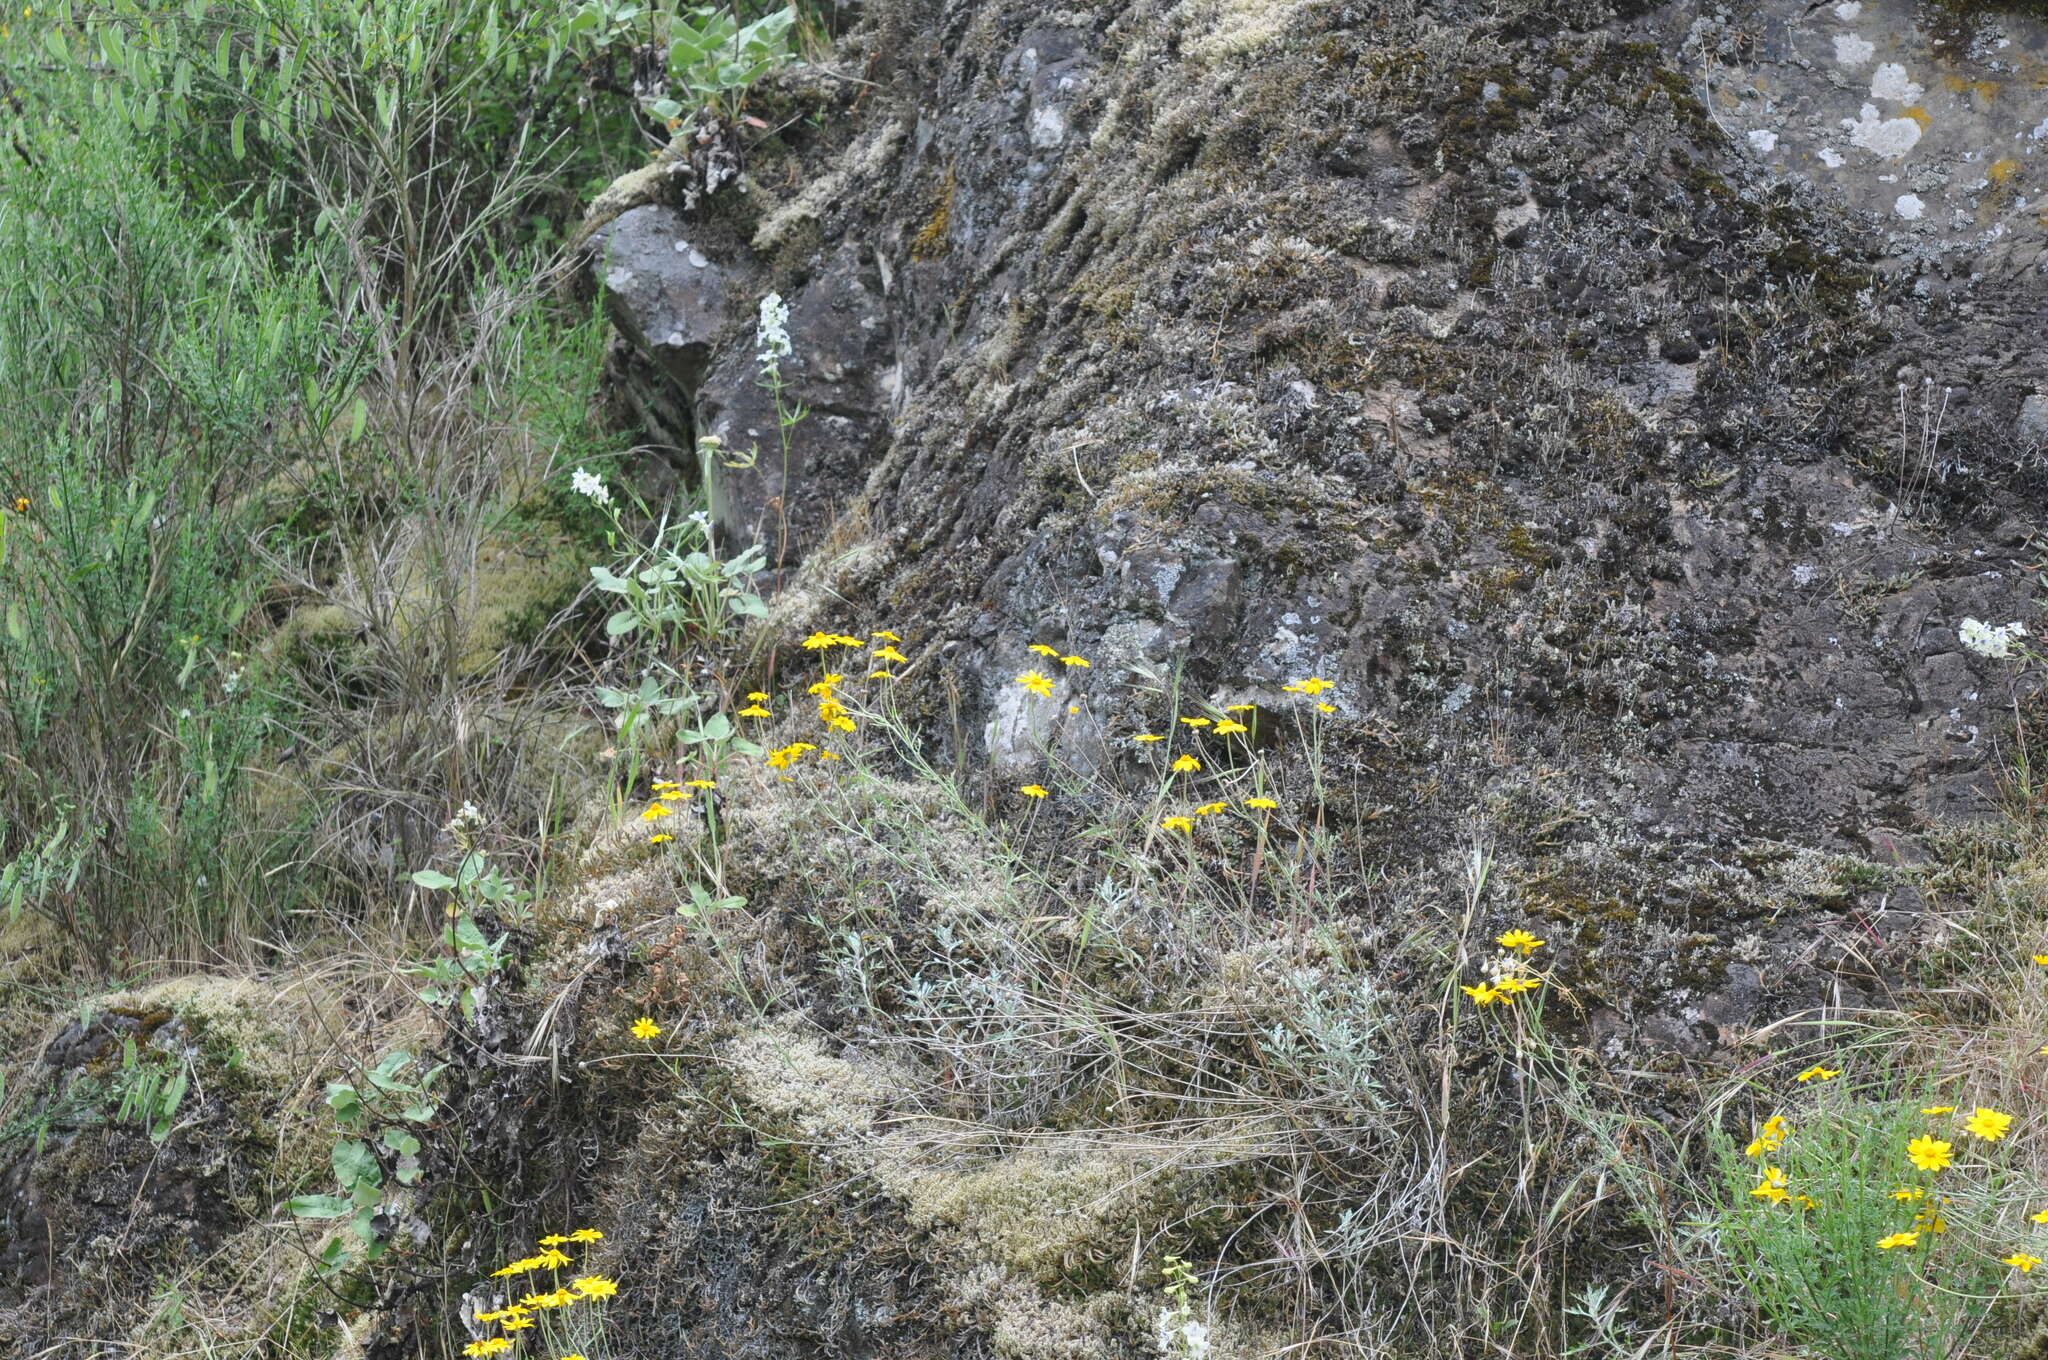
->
<box><xmin>1959</xmin><ymin>617</ymin><xmax>2028</xmax><ymax>660</ymax></box>
<box><xmin>1155</xmin><ymin>1310</ymin><xmax>1210</xmax><ymax>1360</ymax></box>
<box><xmin>571</xmin><ymin>467</ymin><xmax>612</xmax><ymax>507</ymax></box>
<box><xmin>757</xmin><ymin>292</ymin><xmax>792</xmax><ymax>367</ymax></box>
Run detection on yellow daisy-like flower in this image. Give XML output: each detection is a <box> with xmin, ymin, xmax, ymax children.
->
<box><xmin>1020</xmin><ymin>784</ymin><xmax>1049</xmax><ymax>798</ymax></box>
<box><xmin>534</xmin><ymin>1289</ymin><xmax>579</xmax><ymax>1308</ymax></box>
<box><xmin>1027</xmin><ymin>643</ymin><xmax>1060</xmax><ymax>657</ymax></box>
<box><xmin>1876</xmin><ymin>1231</ymin><xmax>1920</xmax><ymax>1250</ymax></box>
<box><xmin>539</xmin><ymin>1234</ymin><xmax>569</xmax><ymax>1246</ymax></box>
<box><xmin>801</xmin><ymin>631</ymin><xmax>839</xmax><ymax>650</ymax></box>
<box><xmin>737</xmin><ymin>704</ymin><xmax>772</xmax><ymax>718</ymax></box>
<box><xmin>808</xmin><ymin>676</ymin><xmax>843</xmax><ymax>695</ymax></box>
<box><xmin>1171</xmin><ymin>754</ymin><xmax>1200</xmax><ymax>773</ymax></box>
<box><xmin>872</xmin><ymin>645</ymin><xmax>909</xmax><ymax>664</ymax></box>
<box><xmin>1794</xmin><ymin>1065</ymin><xmax>1840</xmax><ymax>1084</ymax></box>
<box><xmin>1493</xmin><ymin>976</ymin><xmax>1541</xmax><ymax>994</ymax></box>
<box><xmin>819</xmin><ymin>750</ymin><xmax>842</xmax><ymax>761</ymax></box>
<box><xmin>871</xmin><ymin>631</ymin><xmax>900</xmax><ymax>643</ymax></box>
<box><xmin>630</xmin><ymin>1017</ymin><xmax>661</xmax><ymax>1041</ymax></box>
<box><xmin>1160</xmin><ymin>816</ymin><xmax>1195</xmax><ymax>833</ymax></box>
<box><xmin>1133</xmin><ymin>733</ymin><xmax>1165</xmax><ymax>743</ymax></box>
<box><xmin>1921</xmin><ymin>1106</ymin><xmax>1956</xmax><ymax>1115</ymax></box>
<box><xmin>1213</xmin><ymin>719</ymin><xmax>1249</xmax><ymax>735</ymax></box>
<box><xmin>1178</xmin><ymin>716</ymin><xmax>1211</xmax><ymax>727</ymax></box>
<box><xmin>640</xmin><ymin>802</ymin><xmax>675</xmax><ymax>821</ymax></box>
<box><xmin>1060</xmin><ymin>655</ymin><xmax>1089</xmax><ymax>668</ymax></box>
<box><xmin>1963</xmin><ymin>1107</ymin><xmax>2014</xmax><ymax>1141</ymax></box>
<box><xmin>1224</xmin><ymin>703</ymin><xmax>1256</xmax><ymax>712</ymax></box>
<box><xmin>869</xmin><ymin>670</ymin><xmax>896</xmax><ymax>679</ymax></box>
<box><xmin>492</xmin><ymin>1257</ymin><xmax>542</xmax><ymax>1277</ymax></box>
<box><xmin>1016</xmin><ymin>671</ymin><xmax>1055</xmax><ymax>698</ymax></box>
<box><xmin>1462</xmin><ymin>982</ymin><xmax>1502</xmax><ymax>1006</ymax></box>
<box><xmin>649</xmin><ymin>833</ymin><xmax>674</xmax><ymax>844</ymax></box>
<box><xmin>1282</xmin><ymin>677</ymin><xmax>1333</xmax><ymax>695</ymax></box>
<box><xmin>1907</xmin><ymin>1136</ymin><xmax>1953</xmax><ymax>1171</ymax></box>
<box><xmin>1193</xmin><ymin>801</ymin><xmax>1227</xmax><ymax>815</ymax></box>
<box><xmin>685</xmin><ymin>779</ymin><xmax>715</xmax><ymax>789</ymax></box>
<box><xmin>652</xmin><ymin>780</ymin><xmax>682</xmax><ymax>792</ymax></box>
<box><xmin>746</xmin><ymin>691</ymin><xmax>770</xmax><ymax>702</ymax></box>
<box><xmin>1890</xmin><ymin>1187</ymin><xmax>1926</xmax><ymax>1202</ymax></box>
<box><xmin>465</xmin><ymin>1341</ymin><xmax>514</xmax><ymax>1357</ymax></box>
<box><xmin>2007</xmin><ymin>1253</ymin><xmax>2043</xmax><ymax>1273</ymax></box>
<box><xmin>2032</xmin><ymin>1208</ymin><xmax>2048</xmax><ymax>1225</ymax></box>
<box><xmin>1244</xmin><ymin>797</ymin><xmax>1278</xmax><ymax>809</ymax></box>
<box><xmin>501</xmin><ymin>1316</ymin><xmax>536</xmax><ymax>1331</ymax></box>
<box><xmin>2033</xmin><ymin>955</ymin><xmax>2048</xmax><ymax>965</ymax></box>
<box><xmin>535</xmin><ymin>1247</ymin><xmax>572</xmax><ymax>1269</ymax></box>
<box><xmin>1496</xmin><ymin>929</ymin><xmax>1545</xmax><ymax>955</ymax></box>
<box><xmin>568</xmin><ymin>1228</ymin><xmax>604</xmax><ymax>1242</ymax></box>
<box><xmin>572</xmin><ymin>1275</ymin><xmax>619</xmax><ymax>1299</ymax></box>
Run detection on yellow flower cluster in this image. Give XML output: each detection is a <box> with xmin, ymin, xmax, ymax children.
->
<box><xmin>640</xmin><ymin>778</ymin><xmax>713</xmax><ymax>843</ymax></box>
<box><xmin>466</xmin><ymin>1231</ymin><xmax>617</xmax><ymax>1356</ymax></box>
<box><xmin>1135</xmin><ymin>685</ymin><xmax>1329</xmax><ymax>833</ymax></box>
<box><xmin>1462</xmin><ymin>929</ymin><xmax>1548</xmax><ymax>1007</ymax></box>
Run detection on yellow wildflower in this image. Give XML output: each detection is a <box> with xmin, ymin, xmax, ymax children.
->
<box><xmin>686</xmin><ymin>779</ymin><xmax>716</xmax><ymax>789</ymax></box>
<box><xmin>1921</xmin><ymin>1106</ymin><xmax>1956</xmax><ymax>1115</ymax></box>
<box><xmin>571</xmin><ymin>1275</ymin><xmax>619</xmax><ymax>1299</ymax></box>
<box><xmin>1890</xmin><ymin>1187</ymin><xmax>1926</xmax><ymax>1202</ymax></box>
<box><xmin>1317</xmin><ymin>702</ymin><xmax>1336</xmax><ymax>713</ymax></box>
<box><xmin>1794</xmin><ymin>1065</ymin><xmax>1840</xmax><ymax>1083</ymax></box>
<box><xmin>1194</xmin><ymin>801</ymin><xmax>1227</xmax><ymax>815</ymax></box>
<box><xmin>1133</xmin><ymin>733</ymin><xmax>1165</xmax><ymax>743</ymax></box>
<box><xmin>1907</xmin><ymin>1136</ymin><xmax>1953</xmax><ymax>1171</ymax></box>
<box><xmin>1225</xmin><ymin>703</ymin><xmax>1256</xmax><ymax>712</ymax></box>
<box><xmin>808</xmin><ymin>676</ymin><xmax>844</xmax><ymax>695</ymax></box>
<box><xmin>630</xmin><ymin>1017</ymin><xmax>661</xmax><ymax>1041</ymax></box>
<box><xmin>872</xmin><ymin>645</ymin><xmax>909</xmax><ymax>664</ymax></box>
<box><xmin>1493</xmin><ymin>976</ymin><xmax>1541</xmax><ymax>994</ymax></box>
<box><xmin>568</xmin><ymin>1228</ymin><xmax>604</xmax><ymax>1242</ymax></box>
<box><xmin>1876</xmin><ymin>1231</ymin><xmax>1920</xmax><ymax>1250</ymax></box>
<box><xmin>492</xmin><ymin>1257</ymin><xmax>542</xmax><ymax>1277</ymax></box>
<box><xmin>1791</xmin><ymin>1194</ymin><xmax>1818</xmax><ymax>1209</ymax></box>
<box><xmin>535</xmin><ymin>1247</ymin><xmax>571</xmax><ymax>1269</ymax></box>
<box><xmin>1060</xmin><ymin>654</ymin><xmax>1089</xmax><ymax>667</ymax></box>
<box><xmin>1964</xmin><ymin>1107</ymin><xmax>2014</xmax><ymax>1141</ymax></box>
<box><xmin>1496</xmin><ymin>929</ymin><xmax>1545</xmax><ymax>955</ymax></box>
<box><xmin>1244</xmin><ymin>797</ymin><xmax>1278</xmax><ymax>809</ymax></box>
<box><xmin>738</xmin><ymin>704</ymin><xmax>772</xmax><ymax>718</ymax></box>
<box><xmin>871</xmin><ymin>631</ymin><xmax>900</xmax><ymax>642</ymax></box>
<box><xmin>649</xmin><ymin>833</ymin><xmax>674</xmax><ymax>844</ymax></box>
<box><xmin>2007</xmin><ymin>1253</ymin><xmax>2044</xmax><ymax>1272</ymax></box>
<box><xmin>1178</xmin><ymin>716</ymin><xmax>1211</xmax><ymax>727</ymax></box>
<box><xmin>501</xmin><ymin>1316</ymin><xmax>535</xmax><ymax>1331</ymax></box>
<box><xmin>1016</xmin><ymin>671</ymin><xmax>1055</xmax><ymax>698</ymax></box>
<box><xmin>1282</xmin><ymin>677</ymin><xmax>1333</xmax><ymax>694</ymax></box>
<box><xmin>532</xmin><ymin>1289</ymin><xmax>578</xmax><ymax>1308</ymax></box>
<box><xmin>1027</xmin><ymin>643</ymin><xmax>1060</xmax><ymax>657</ymax></box>
<box><xmin>2034</xmin><ymin>955</ymin><xmax>2048</xmax><ymax>965</ymax></box>
<box><xmin>2032</xmin><ymin>1208</ymin><xmax>2048</xmax><ymax>1224</ymax></box>
<box><xmin>1462</xmin><ymin>982</ymin><xmax>1502</xmax><ymax>1006</ymax></box>
<box><xmin>539</xmin><ymin>1234</ymin><xmax>569</xmax><ymax>1246</ymax></box>
<box><xmin>801</xmin><ymin>631</ymin><xmax>838</xmax><ymax>650</ymax></box>
<box><xmin>1213</xmin><ymin>719</ymin><xmax>1249</xmax><ymax>735</ymax></box>
<box><xmin>869</xmin><ymin>670</ymin><xmax>896</xmax><ymax>679</ymax></box>
<box><xmin>1171</xmin><ymin>754</ymin><xmax>1200</xmax><ymax>773</ymax></box>
<box><xmin>640</xmin><ymin>802</ymin><xmax>675</xmax><ymax>821</ymax></box>
<box><xmin>1020</xmin><ymin>784</ymin><xmax>1049</xmax><ymax>798</ymax></box>
<box><xmin>746</xmin><ymin>691</ymin><xmax>770</xmax><ymax>702</ymax></box>
<box><xmin>1160</xmin><ymin>816</ymin><xmax>1195</xmax><ymax>833</ymax></box>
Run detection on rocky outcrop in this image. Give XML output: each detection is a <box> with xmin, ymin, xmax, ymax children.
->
<box><xmin>585</xmin><ymin>0</ymin><xmax>2048</xmax><ymax>1041</ymax></box>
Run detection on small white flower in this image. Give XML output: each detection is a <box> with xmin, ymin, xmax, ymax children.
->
<box><xmin>1960</xmin><ymin>617</ymin><xmax>2028</xmax><ymax>659</ymax></box>
<box><xmin>571</xmin><ymin>467</ymin><xmax>612</xmax><ymax>506</ymax></box>
<box><xmin>757</xmin><ymin>292</ymin><xmax>793</xmax><ymax>366</ymax></box>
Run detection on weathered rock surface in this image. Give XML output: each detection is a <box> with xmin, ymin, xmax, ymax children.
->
<box><xmin>592</xmin><ymin>0</ymin><xmax>2048</xmax><ymax>950</ymax></box>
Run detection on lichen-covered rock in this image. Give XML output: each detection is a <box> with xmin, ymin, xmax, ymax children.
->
<box><xmin>589</xmin><ymin>0</ymin><xmax>2048</xmax><ymax>1054</ymax></box>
